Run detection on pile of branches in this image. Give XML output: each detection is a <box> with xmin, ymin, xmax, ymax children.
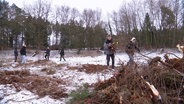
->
<box><xmin>0</xmin><ymin>70</ymin><xmax>67</xmax><ymax>99</ymax></box>
<box><xmin>84</xmin><ymin>54</ymin><xmax>184</xmax><ymax>104</ymax></box>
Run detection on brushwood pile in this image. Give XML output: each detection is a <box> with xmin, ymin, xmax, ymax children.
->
<box><xmin>82</xmin><ymin>54</ymin><xmax>184</xmax><ymax>104</ymax></box>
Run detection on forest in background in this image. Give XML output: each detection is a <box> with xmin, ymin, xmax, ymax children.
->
<box><xmin>0</xmin><ymin>0</ymin><xmax>184</xmax><ymax>50</ymax></box>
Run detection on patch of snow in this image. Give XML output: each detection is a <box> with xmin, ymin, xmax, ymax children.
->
<box><xmin>0</xmin><ymin>85</ymin><xmax>65</xmax><ymax>104</ymax></box>
<box><xmin>0</xmin><ymin>49</ymin><xmax>183</xmax><ymax>104</ymax></box>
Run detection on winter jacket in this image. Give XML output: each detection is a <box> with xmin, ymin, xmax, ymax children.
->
<box><xmin>20</xmin><ymin>47</ymin><xmax>26</xmax><ymax>55</ymax></box>
<box><xmin>14</xmin><ymin>49</ymin><xmax>18</xmax><ymax>56</ymax></box>
<box><xmin>125</xmin><ymin>41</ymin><xmax>140</xmax><ymax>55</ymax></box>
<box><xmin>45</xmin><ymin>49</ymin><xmax>50</xmax><ymax>56</ymax></box>
<box><xmin>59</xmin><ymin>48</ymin><xmax>64</xmax><ymax>55</ymax></box>
<box><xmin>103</xmin><ymin>39</ymin><xmax>115</xmax><ymax>55</ymax></box>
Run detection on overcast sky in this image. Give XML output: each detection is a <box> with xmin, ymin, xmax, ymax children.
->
<box><xmin>6</xmin><ymin>0</ymin><xmax>129</xmax><ymax>15</ymax></box>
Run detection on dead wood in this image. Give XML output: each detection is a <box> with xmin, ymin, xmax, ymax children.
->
<box><xmin>85</xmin><ymin>53</ymin><xmax>184</xmax><ymax>104</ymax></box>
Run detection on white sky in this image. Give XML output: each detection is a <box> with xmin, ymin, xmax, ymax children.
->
<box><xmin>6</xmin><ymin>0</ymin><xmax>127</xmax><ymax>16</ymax></box>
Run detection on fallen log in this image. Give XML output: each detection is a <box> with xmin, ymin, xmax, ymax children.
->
<box><xmin>141</xmin><ymin>76</ymin><xmax>162</xmax><ymax>103</ymax></box>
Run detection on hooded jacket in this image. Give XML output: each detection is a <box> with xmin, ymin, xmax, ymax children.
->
<box><xmin>125</xmin><ymin>41</ymin><xmax>140</xmax><ymax>55</ymax></box>
<box><xmin>20</xmin><ymin>46</ymin><xmax>26</xmax><ymax>55</ymax></box>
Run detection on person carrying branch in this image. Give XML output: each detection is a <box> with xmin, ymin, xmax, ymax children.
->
<box><xmin>104</xmin><ymin>35</ymin><xmax>115</xmax><ymax>69</ymax></box>
<box><xmin>125</xmin><ymin>37</ymin><xmax>140</xmax><ymax>65</ymax></box>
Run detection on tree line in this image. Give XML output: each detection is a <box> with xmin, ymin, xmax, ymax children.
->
<box><xmin>0</xmin><ymin>0</ymin><xmax>184</xmax><ymax>50</ymax></box>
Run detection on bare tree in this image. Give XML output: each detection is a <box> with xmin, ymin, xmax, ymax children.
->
<box><xmin>118</xmin><ymin>3</ymin><xmax>132</xmax><ymax>34</ymax></box>
<box><xmin>110</xmin><ymin>11</ymin><xmax>119</xmax><ymax>35</ymax></box>
<box><xmin>129</xmin><ymin>0</ymin><xmax>145</xmax><ymax>30</ymax></box>
<box><xmin>81</xmin><ymin>9</ymin><xmax>93</xmax><ymax>48</ymax></box>
<box><xmin>81</xmin><ymin>9</ymin><xmax>95</xmax><ymax>28</ymax></box>
<box><xmin>57</xmin><ymin>5</ymin><xmax>70</xmax><ymax>24</ymax></box>
<box><xmin>51</xmin><ymin>6</ymin><xmax>60</xmax><ymax>46</ymax></box>
<box><xmin>108</xmin><ymin>20</ymin><xmax>113</xmax><ymax>36</ymax></box>
<box><xmin>24</xmin><ymin>0</ymin><xmax>51</xmax><ymax>20</ymax></box>
<box><xmin>70</xmin><ymin>8</ymin><xmax>80</xmax><ymax>22</ymax></box>
<box><xmin>93</xmin><ymin>9</ymin><xmax>102</xmax><ymax>26</ymax></box>
<box><xmin>172</xmin><ymin>0</ymin><xmax>180</xmax><ymax>29</ymax></box>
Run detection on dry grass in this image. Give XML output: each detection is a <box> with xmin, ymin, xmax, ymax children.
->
<box><xmin>67</xmin><ymin>64</ymin><xmax>108</xmax><ymax>73</ymax></box>
<box><xmin>30</xmin><ymin>60</ymin><xmax>56</xmax><ymax>66</ymax></box>
<box><xmin>41</xmin><ymin>67</ymin><xmax>56</xmax><ymax>75</ymax></box>
<box><xmin>0</xmin><ymin>70</ymin><xmax>67</xmax><ymax>99</ymax></box>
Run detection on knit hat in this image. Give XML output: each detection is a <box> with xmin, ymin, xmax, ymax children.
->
<box><xmin>131</xmin><ymin>37</ymin><xmax>136</xmax><ymax>42</ymax></box>
<box><xmin>23</xmin><ymin>44</ymin><xmax>26</xmax><ymax>47</ymax></box>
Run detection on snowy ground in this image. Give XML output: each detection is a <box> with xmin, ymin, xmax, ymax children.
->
<box><xmin>0</xmin><ymin>49</ymin><xmax>182</xmax><ymax>104</ymax></box>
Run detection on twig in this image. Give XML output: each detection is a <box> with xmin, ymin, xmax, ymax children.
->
<box><xmin>138</xmin><ymin>53</ymin><xmax>152</xmax><ymax>60</ymax></box>
<box><xmin>165</xmin><ymin>52</ymin><xmax>181</xmax><ymax>59</ymax></box>
<box><xmin>142</xmin><ymin>50</ymin><xmax>157</xmax><ymax>55</ymax></box>
<box><xmin>177</xmin><ymin>76</ymin><xmax>184</xmax><ymax>102</ymax></box>
<box><xmin>172</xmin><ymin>68</ymin><xmax>184</xmax><ymax>77</ymax></box>
<box><xmin>159</xmin><ymin>60</ymin><xmax>184</xmax><ymax>77</ymax></box>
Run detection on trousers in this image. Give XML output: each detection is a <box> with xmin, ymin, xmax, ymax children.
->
<box><xmin>106</xmin><ymin>54</ymin><xmax>115</xmax><ymax>68</ymax></box>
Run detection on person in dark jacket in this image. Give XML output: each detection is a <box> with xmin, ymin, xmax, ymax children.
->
<box><xmin>59</xmin><ymin>47</ymin><xmax>66</xmax><ymax>61</ymax></box>
<box><xmin>103</xmin><ymin>35</ymin><xmax>115</xmax><ymax>69</ymax></box>
<box><xmin>45</xmin><ymin>47</ymin><xmax>50</xmax><ymax>60</ymax></box>
<box><xmin>14</xmin><ymin>47</ymin><xmax>18</xmax><ymax>62</ymax></box>
<box><xmin>125</xmin><ymin>37</ymin><xmax>140</xmax><ymax>65</ymax></box>
<box><xmin>20</xmin><ymin>45</ymin><xmax>27</xmax><ymax>64</ymax></box>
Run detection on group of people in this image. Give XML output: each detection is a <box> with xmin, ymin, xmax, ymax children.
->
<box><xmin>103</xmin><ymin>35</ymin><xmax>140</xmax><ymax>69</ymax></box>
<box><xmin>44</xmin><ymin>47</ymin><xmax>66</xmax><ymax>61</ymax></box>
<box><xmin>14</xmin><ymin>45</ymin><xmax>66</xmax><ymax>64</ymax></box>
<box><xmin>14</xmin><ymin>35</ymin><xmax>139</xmax><ymax>68</ymax></box>
<box><xmin>14</xmin><ymin>44</ymin><xmax>27</xmax><ymax>64</ymax></box>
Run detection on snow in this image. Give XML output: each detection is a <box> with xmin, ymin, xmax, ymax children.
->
<box><xmin>0</xmin><ymin>49</ymin><xmax>182</xmax><ymax>104</ymax></box>
<box><xmin>0</xmin><ymin>85</ymin><xmax>65</xmax><ymax>104</ymax></box>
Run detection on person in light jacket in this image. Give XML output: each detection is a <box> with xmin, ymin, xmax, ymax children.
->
<box><xmin>103</xmin><ymin>35</ymin><xmax>115</xmax><ymax>69</ymax></box>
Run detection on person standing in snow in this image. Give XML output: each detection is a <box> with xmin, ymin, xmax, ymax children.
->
<box><xmin>59</xmin><ymin>47</ymin><xmax>66</xmax><ymax>61</ymax></box>
<box><xmin>45</xmin><ymin>47</ymin><xmax>50</xmax><ymax>60</ymax></box>
<box><xmin>125</xmin><ymin>37</ymin><xmax>140</xmax><ymax>65</ymax></box>
<box><xmin>104</xmin><ymin>35</ymin><xmax>115</xmax><ymax>69</ymax></box>
<box><xmin>20</xmin><ymin>45</ymin><xmax>27</xmax><ymax>64</ymax></box>
<box><xmin>14</xmin><ymin>47</ymin><xmax>18</xmax><ymax>62</ymax></box>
